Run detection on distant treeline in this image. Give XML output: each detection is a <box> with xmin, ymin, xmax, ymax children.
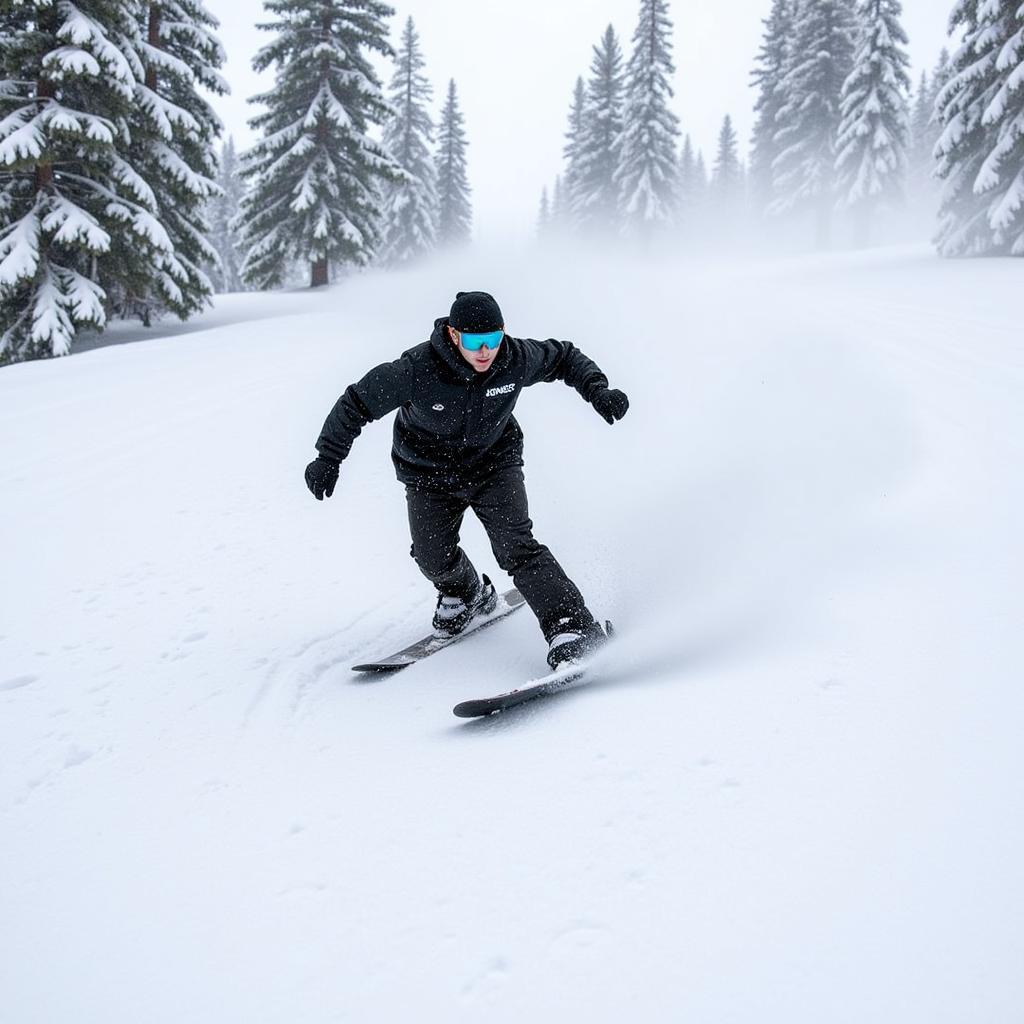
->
<box><xmin>2</xmin><ymin>0</ymin><xmax>1022</xmax><ymax>364</ymax></box>
<box><xmin>541</xmin><ymin>0</ymin><xmax>1024</xmax><ymax>257</ymax></box>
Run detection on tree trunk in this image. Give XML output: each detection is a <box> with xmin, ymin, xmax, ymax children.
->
<box><xmin>34</xmin><ymin>13</ymin><xmax>57</xmax><ymax>195</ymax></box>
<box><xmin>33</xmin><ymin>76</ymin><xmax>55</xmax><ymax>192</ymax></box>
<box><xmin>146</xmin><ymin>5</ymin><xmax>161</xmax><ymax>91</ymax></box>
<box><xmin>306</xmin><ymin>10</ymin><xmax>333</xmax><ymax>290</ymax></box>
<box><xmin>311</xmin><ymin>258</ymin><xmax>328</xmax><ymax>287</ymax></box>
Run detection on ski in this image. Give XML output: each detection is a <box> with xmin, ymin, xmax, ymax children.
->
<box><xmin>351</xmin><ymin>588</ymin><xmax>526</xmax><ymax>673</ymax></box>
<box><xmin>452</xmin><ymin>663</ymin><xmax>588</xmax><ymax>717</ymax></box>
<box><xmin>452</xmin><ymin>621</ymin><xmax>614</xmax><ymax>717</ymax></box>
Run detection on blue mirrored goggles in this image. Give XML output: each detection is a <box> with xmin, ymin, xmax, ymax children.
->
<box><xmin>458</xmin><ymin>330</ymin><xmax>504</xmax><ymax>352</ymax></box>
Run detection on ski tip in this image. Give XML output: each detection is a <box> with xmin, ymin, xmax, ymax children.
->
<box><xmin>351</xmin><ymin>663</ymin><xmax>409</xmax><ymax>674</ymax></box>
<box><xmin>452</xmin><ymin>699</ymin><xmax>498</xmax><ymax>718</ymax></box>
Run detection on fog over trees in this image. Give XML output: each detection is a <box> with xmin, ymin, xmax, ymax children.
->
<box><xmin>543</xmin><ymin>0</ymin><xmax>1021</xmax><ymax>256</ymax></box>
<box><xmin>2</xmin><ymin>0</ymin><xmax>1021</xmax><ymax>362</ymax></box>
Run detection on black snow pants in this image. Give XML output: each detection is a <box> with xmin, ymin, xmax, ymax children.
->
<box><xmin>405</xmin><ymin>465</ymin><xmax>592</xmax><ymax>641</ymax></box>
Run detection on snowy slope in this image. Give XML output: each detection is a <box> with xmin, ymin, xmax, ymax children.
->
<box><xmin>1</xmin><ymin>245</ymin><xmax>1022</xmax><ymax>1023</ymax></box>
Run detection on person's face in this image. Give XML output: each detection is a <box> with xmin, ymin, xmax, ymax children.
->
<box><xmin>449</xmin><ymin>325</ymin><xmax>504</xmax><ymax>373</ymax></box>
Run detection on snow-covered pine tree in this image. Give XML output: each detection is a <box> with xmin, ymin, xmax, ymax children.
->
<box><xmin>738</xmin><ymin>160</ymin><xmax>750</xmax><ymax>208</ymax></box>
<box><xmin>434</xmin><ymin>78</ymin><xmax>471</xmax><ymax>247</ymax></box>
<box><xmin>537</xmin><ymin>186</ymin><xmax>550</xmax><ymax>238</ymax></box>
<box><xmin>561</xmin><ymin>76</ymin><xmax>588</xmax><ymax>232</ymax></box>
<box><xmin>677</xmin><ymin>134</ymin><xmax>701</xmax><ymax>228</ymax></box>
<box><xmin>750</xmin><ymin>0</ymin><xmax>794</xmax><ymax>215</ymax></box>
<box><xmin>711</xmin><ymin>114</ymin><xmax>743</xmax><ymax>205</ymax></box>
<box><xmin>695</xmin><ymin>150</ymin><xmax>709</xmax><ymax>202</ymax></box>
<box><xmin>678</xmin><ymin>135</ymin><xmax>696</xmax><ymax>197</ymax></box>
<box><xmin>207</xmin><ymin>137</ymin><xmax>245</xmax><ymax>292</ymax></box>
<box><xmin>572</xmin><ymin>24</ymin><xmax>625</xmax><ymax>235</ymax></box>
<box><xmin>907</xmin><ymin>51</ymin><xmax>954</xmax><ymax>207</ymax></box>
<box><xmin>835</xmin><ymin>0</ymin><xmax>911</xmax><ymax>237</ymax></box>
<box><xmin>116</xmin><ymin>0</ymin><xmax>226</xmax><ymax>324</ymax></box>
<box><xmin>0</xmin><ymin>0</ymin><xmax>176</xmax><ymax>360</ymax></box>
<box><xmin>770</xmin><ymin>0</ymin><xmax>857</xmax><ymax>244</ymax></box>
<box><xmin>237</xmin><ymin>0</ymin><xmax>398</xmax><ymax>289</ymax></box>
<box><xmin>924</xmin><ymin>50</ymin><xmax>952</xmax><ymax>178</ymax></box>
<box><xmin>909</xmin><ymin>70</ymin><xmax>933</xmax><ymax>179</ymax></box>
<box><xmin>936</xmin><ymin>1</ymin><xmax>1024</xmax><ymax>256</ymax></box>
<box><xmin>931</xmin><ymin>47</ymin><xmax>953</xmax><ymax>99</ymax></box>
<box><xmin>616</xmin><ymin>0</ymin><xmax>681</xmax><ymax>236</ymax></box>
<box><xmin>378</xmin><ymin>16</ymin><xmax>436</xmax><ymax>265</ymax></box>
<box><xmin>905</xmin><ymin>73</ymin><xmax>932</xmax><ymax>223</ymax></box>
<box><xmin>550</xmin><ymin>173</ymin><xmax>567</xmax><ymax>231</ymax></box>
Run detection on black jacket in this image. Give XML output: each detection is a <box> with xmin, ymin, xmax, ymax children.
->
<box><xmin>316</xmin><ymin>317</ymin><xmax>609</xmax><ymax>488</ymax></box>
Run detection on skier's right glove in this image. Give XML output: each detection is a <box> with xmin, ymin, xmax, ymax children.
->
<box><xmin>305</xmin><ymin>455</ymin><xmax>340</xmax><ymax>500</ymax></box>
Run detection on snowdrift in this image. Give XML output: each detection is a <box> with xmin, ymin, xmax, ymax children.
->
<box><xmin>1</xmin><ymin>244</ymin><xmax>1021</xmax><ymax>1022</ymax></box>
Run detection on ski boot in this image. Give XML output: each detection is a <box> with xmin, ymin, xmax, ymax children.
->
<box><xmin>546</xmin><ymin>617</ymin><xmax>611</xmax><ymax>671</ymax></box>
<box><xmin>432</xmin><ymin>574</ymin><xmax>498</xmax><ymax>638</ymax></box>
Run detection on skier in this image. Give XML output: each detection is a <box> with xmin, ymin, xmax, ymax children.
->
<box><xmin>305</xmin><ymin>290</ymin><xmax>629</xmax><ymax>670</ymax></box>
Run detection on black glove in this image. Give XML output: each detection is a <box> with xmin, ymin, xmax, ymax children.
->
<box><xmin>591</xmin><ymin>387</ymin><xmax>629</xmax><ymax>425</ymax></box>
<box><xmin>305</xmin><ymin>455</ymin><xmax>339</xmax><ymax>500</ymax></box>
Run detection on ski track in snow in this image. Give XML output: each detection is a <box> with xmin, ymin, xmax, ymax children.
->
<box><xmin>0</xmin><ymin>674</ymin><xmax>38</xmax><ymax>691</ymax></box>
<box><xmin>242</xmin><ymin>592</ymin><xmax>419</xmax><ymax>726</ymax></box>
<box><xmin>1</xmin><ymin>246</ymin><xmax>1022</xmax><ymax>1023</ymax></box>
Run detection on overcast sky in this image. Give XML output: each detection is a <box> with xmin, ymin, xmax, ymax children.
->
<box><xmin>208</xmin><ymin>0</ymin><xmax>954</xmax><ymax>242</ymax></box>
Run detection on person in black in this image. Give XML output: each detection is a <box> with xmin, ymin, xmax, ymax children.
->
<box><xmin>305</xmin><ymin>291</ymin><xmax>629</xmax><ymax>669</ymax></box>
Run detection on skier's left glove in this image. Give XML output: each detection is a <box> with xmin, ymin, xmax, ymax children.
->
<box><xmin>305</xmin><ymin>455</ymin><xmax>340</xmax><ymax>500</ymax></box>
<box><xmin>591</xmin><ymin>387</ymin><xmax>629</xmax><ymax>425</ymax></box>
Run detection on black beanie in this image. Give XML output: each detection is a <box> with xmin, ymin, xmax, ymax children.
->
<box><xmin>449</xmin><ymin>291</ymin><xmax>503</xmax><ymax>333</ymax></box>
